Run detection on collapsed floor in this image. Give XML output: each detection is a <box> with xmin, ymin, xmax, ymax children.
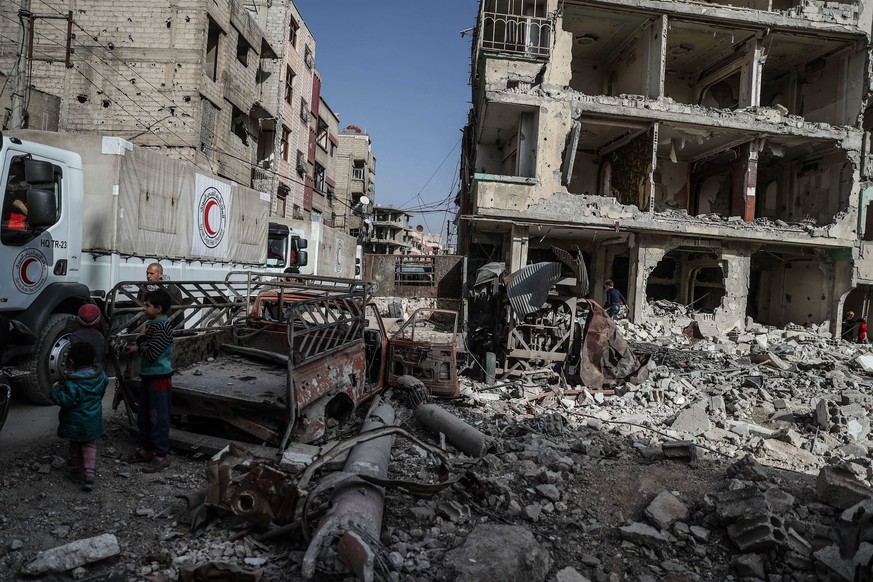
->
<box><xmin>2</xmin><ymin>313</ymin><xmax>873</xmax><ymax>580</ymax></box>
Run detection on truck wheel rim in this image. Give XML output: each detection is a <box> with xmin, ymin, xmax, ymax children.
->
<box><xmin>48</xmin><ymin>335</ymin><xmax>72</xmax><ymax>384</ymax></box>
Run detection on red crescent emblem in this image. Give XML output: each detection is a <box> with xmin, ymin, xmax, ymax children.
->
<box><xmin>20</xmin><ymin>258</ymin><xmax>37</xmax><ymax>285</ymax></box>
<box><xmin>204</xmin><ymin>199</ymin><xmax>218</xmax><ymax>236</ymax></box>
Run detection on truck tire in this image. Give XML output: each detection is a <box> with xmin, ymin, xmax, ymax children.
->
<box><xmin>17</xmin><ymin>313</ymin><xmax>78</xmax><ymax>405</ymax></box>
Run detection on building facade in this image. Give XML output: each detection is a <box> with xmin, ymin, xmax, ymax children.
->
<box><xmin>369</xmin><ymin>205</ymin><xmax>414</xmax><ymax>254</ymax></box>
<box><xmin>335</xmin><ymin>126</ymin><xmax>377</xmax><ymax>239</ymax></box>
<box><xmin>0</xmin><ymin>0</ymin><xmax>281</xmax><ymax>190</ymax></box>
<box><xmin>461</xmin><ymin>0</ymin><xmax>873</xmax><ymax>332</ymax></box>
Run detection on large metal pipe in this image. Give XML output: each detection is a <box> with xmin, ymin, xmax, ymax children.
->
<box><xmin>414</xmin><ymin>403</ymin><xmax>488</xmax><ymax>458</ymax></box>
<box><xmin>302</xmin><ymin>403</ymin><xmax>395</xmax><ymax>581</ymax></box>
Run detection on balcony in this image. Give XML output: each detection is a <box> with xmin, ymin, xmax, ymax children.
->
<box><xmin>476</xmin><ymin>1</ymin><xmax>552</xmax><ymax>61</ymax></box>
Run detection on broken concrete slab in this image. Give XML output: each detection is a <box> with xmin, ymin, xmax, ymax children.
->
<box><xmin>555</xmin><ymin>566</ymin><xmax>592</xmax><ymax>582</ymax></box>
<box><xmin>619</xmin><ymin>522</ymin><xmax>668</xmax><ymax>548</ymax></box>
<box><xmin>817</xmin><ymin>465</ymin><xmax>873</xmax><ymax>509</ymax></box>
<box><xmin>442</xmin><ymin>524</ymin><xmax>551</xmax><ymax>582</ymax></box>
<box><xmin>853</xmin><ymin>354</ymin><xmax>873</xmax><ymax>373</ymax></box>
<box><xmin>21</xmin><ymin>533</ymin><xmax>120</xmax><ymax>575</ymax></box>
<box><xmin>726</xmin><ymin>514</ymin><xmax>785</xmax><ymax>552</ymax></box>
<box><xmin>644</xmin><ymin>491</ymin><xmax>689</xmax><ymax>529</ymax></box>
<box><xmin>669</xmin><ymin>403</ymin><xmax>712</xmax><ymax>436</ymax></box>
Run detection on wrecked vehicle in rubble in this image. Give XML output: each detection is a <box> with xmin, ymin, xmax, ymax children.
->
<box><xmin>106</xmin><ymin>271</ymin><xmax>459</xmax><ymax>449</ymax></box>
<box><xmin>466</xmin><ymin>256</ymin><xmax>650</xmax><ymax>388</ymax></box>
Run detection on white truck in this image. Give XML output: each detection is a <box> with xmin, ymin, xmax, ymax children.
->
<box><xmin>0</xmin><ymin>130</ymin><xmax>275</xmax><ymax>403</ymax></box>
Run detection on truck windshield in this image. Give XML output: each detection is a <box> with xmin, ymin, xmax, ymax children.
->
<box><xmin>1</xmin><ymin>156</ymin><xmax>61</xmax><ymax>246</ymax></box>
<box><xmin>267</xmin><ymin>232</ymin><xmax>287</xmax><ymax>267</ymax></box>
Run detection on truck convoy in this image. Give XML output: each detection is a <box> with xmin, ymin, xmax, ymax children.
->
<box><xmin>0</xmin><ymin>130</ymin><xmax>351</xmax><ymax>404</ymax></box>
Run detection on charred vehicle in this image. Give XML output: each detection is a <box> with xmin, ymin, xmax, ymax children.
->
<box><xmin>466</xmin><ymin>257</ymin><xmax>650</xmax><ymax>389</ymax></box>
<box><xmin>107</xmin><ymin>271</ymin><xmax>459</xmax><ymax>448</ymax></box>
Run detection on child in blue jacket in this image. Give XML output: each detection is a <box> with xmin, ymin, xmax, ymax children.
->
<box><xmin>50</xmin><ymin>341</ymin><xmax>108</xmax><ymax>492</ymax></box>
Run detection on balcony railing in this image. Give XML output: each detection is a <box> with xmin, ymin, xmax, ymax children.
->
<box><xmin>479</xmin><ymin>9</ymin><xmax>551</xmax><ymax>60</ymax></box>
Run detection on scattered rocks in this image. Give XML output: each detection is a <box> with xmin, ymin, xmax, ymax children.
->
<box><xmin>442</xmin><ymin>524</ymin><xmax>552</xmax><ymax>582</ymax></box>
<box><xmin>644</xmin><ymin>491</ymin><xmax>688</xmax><ymax>529</ymax></box>
<box><xmin>21</xmin><ymin>533</ymin><xmax>121</xmax><ymax>576</ymax></box>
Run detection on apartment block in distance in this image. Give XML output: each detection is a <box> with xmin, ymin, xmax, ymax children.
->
<box><xmin>460</xmin><ymin>0</ymin><xmax>873</xmax><ymax>333</ymax></box>
<box><xmin>335</xmin><ymin>126</ymin><xmax>377</xmax><ymax>239</ymax></box>
<box><xmin>369</xmin><ymin>205</ymin><xmax>414</xmax><ymax>254</ymax></box>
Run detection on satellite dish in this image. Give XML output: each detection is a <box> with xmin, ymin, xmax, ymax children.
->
<box><xmin>416</xmin><ymin>225</ymin><xmax>424</xmax><ymax>233</ymax></box>
<box><xmin>359</xmin><ymin>196</ymin><xmax>370</xmax><ymax>206</ymax></box>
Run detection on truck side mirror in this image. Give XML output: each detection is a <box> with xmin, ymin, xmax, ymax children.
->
<box><xmin>27</xmin><ymin>188</ymin><xmax>57</xmax><ymax>227</ymax></box>
<box><xmin>24</xmin><ymin>159</ymin><xmax>55</xmax><ymax>183</ymax></box>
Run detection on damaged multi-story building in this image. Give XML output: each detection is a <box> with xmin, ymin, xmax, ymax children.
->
<box><xmin>460</xmin><ymin>0</ymin><xmax>873</xmax><ymax>332</ymax></box>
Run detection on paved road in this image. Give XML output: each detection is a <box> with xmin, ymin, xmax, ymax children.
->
<box><xmin>0</xmin><ymin>384</ymin><xmax>120</xmax><ymax>461</ymax></box>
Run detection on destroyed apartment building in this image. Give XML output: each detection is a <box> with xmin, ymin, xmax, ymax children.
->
<box><xmin>459</xmin><ymin>0</ymin><xmax>873</xmax><ymax>334</ymax></box>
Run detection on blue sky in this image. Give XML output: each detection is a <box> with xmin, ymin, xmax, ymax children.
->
<box><xmin>298</xmin><ymin>1</ymin><xmax>479</xmax><ymax>239</ymax></box>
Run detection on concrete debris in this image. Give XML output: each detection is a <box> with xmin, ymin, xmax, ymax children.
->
<box><xmin>555</xmin><ymin>566</ymin><xmax>592</xmax><ymax>582</ymax></box>
<box><xmin>644</xmin><ymin>491</ymin><xmax>688</xmax><ymax>529</ymax></box>
<box><xmin>817</xmin><ymin>465</ymin><xmax>873</xmax><ymax>510</ymax></box>
<box><xmin>21</xmin><ymin>533</ymin><xmax>120</xmax><ymax>575</ymax></box>
<box><xmin>619</xmin><ymin>522</ymin><xmax>669</xmax><ymax>548</ymax></box>
<box><xmin>442</xmin><ymin>524</ymin><xmax>552</xmax><ymax>582</ymax></box>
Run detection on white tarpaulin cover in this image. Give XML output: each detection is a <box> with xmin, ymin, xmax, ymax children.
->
<box><xmin>12</xmin><ymin>132</ymin><xmax>268</xmax><ymax>263</ymax></box>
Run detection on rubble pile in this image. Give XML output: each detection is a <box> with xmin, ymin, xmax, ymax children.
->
<box><xmin>3</xmin><ymin>318</ymin><xmax>873</xmax><ymax>580</ymax></box>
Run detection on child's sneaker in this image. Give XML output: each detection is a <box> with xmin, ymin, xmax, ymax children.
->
<box><xmin>81</xmin><ymin>479</ymin><xmax>94</xmax><ymax>492</ymax></box>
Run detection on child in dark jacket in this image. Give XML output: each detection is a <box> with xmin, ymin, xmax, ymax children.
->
<box><xmin>50</xmin><ymin>341</ymin><xmax>108</xmax><ymax>491</ymax></box>
<box><xmin>127</xmin><ymin>289</ymin><xmax>174</xmax><ymax>473</ymax></box>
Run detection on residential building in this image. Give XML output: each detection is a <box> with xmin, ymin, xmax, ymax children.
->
<box><xmin>335</xmin><ymin>125</ymin><xmax>376</xmax><ymax>239</ymax></box>
<box><xmin>369</xmin><ymin>205</ymin><xmax>414</xmax><ymax>255</ymax></box>
<box><xmin>0</xmin><ymin>0</ymin><xmax>279</xmax><ymax>189</ymax></box>
<box><xmin>460</xmin><ymin>0</ymin><xmax>873</xmax><ymax>332</ymax></box>
<box><xmin>308</xmin><ymin>94</ymin><xmax>340</xmax><ymax>224</ymax></box>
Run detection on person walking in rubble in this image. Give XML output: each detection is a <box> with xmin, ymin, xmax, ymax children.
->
<box><xmin>842</xmin><ymin>311</ymin><xmax>857</xmax><ymax>341</ymax></box>
<box><xmin>605</xmin><ymin>279</ymin><xmax>628</xmax><ymax>319</ymax></box>
<box><xmin>126</xmin><ymin>289</ymin><xmax>174</xmax><ymax>473</ymax></box>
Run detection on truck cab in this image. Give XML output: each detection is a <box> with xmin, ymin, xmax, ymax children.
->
<box><xmin>0</xmin><ymin>133</ymin><xmax>90</xmax><ymax>403</ymax></box>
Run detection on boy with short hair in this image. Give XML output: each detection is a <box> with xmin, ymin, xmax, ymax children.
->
<box><xmin>50</xmin><ymin>341</ymin><xmax>108</xmax><ymax>491</ymax></box>
<box><xmin>128</xmin><ymin>289</ymin><xmax>174</xmax><ymax>473</ymax></box>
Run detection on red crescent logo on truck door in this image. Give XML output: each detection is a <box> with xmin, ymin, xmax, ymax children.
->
<box><xmin>197</xmin><ymin>186</ymin><xmax>227</xmax><ymax>249</ymax></box>
<box><xmin>13</xmin><ymin>248</ymin><xmax>48</xmax><ymax>294</ymax></box>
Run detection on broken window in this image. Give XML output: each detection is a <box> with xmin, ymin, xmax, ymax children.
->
<box><xmin>304</xmin><ymin>45</ymin><xmax>314</xmax><ymax>69</ymax></box>
<box><xmin>663</xmin><ymin>21</ymin><xmax>755</xmax><ymax>110</ymax></box>
<box><xmin>285</xmin><ymin>66</ymin><xmax>294</xmax><ymax>104</ymax></box>
<box><xmin>288</xmin><ymin>15</ymin><xmax>298</xmax><ymax>47</ymax></box>
<box><xmin>474</xmin><ymin>105</ymin><xmax>538</xmax><ymax>178</ymax></box>
<box><xmin>281</xmin><ymin>126</ymin><xmax>290</xmax><ymax>161</ymax></box>
<box><xmin>755</xmin><ymin>138</ymin><xmax>850</xmax><ymax>226</ymax></box>
<box><xmin>314</xmin><ymin>162</ymin><xmax>325</xmax><ymax>194</ymax></box>
<box><xmin>646</xmin><ymin>250</ymin><xmax>724</xmax><ymax>314</ymax></box>
<box><xmin>276</xmin><ymin>184</ymin><xmax>289</xmax><ymax>217</ymax></box>
<box><xmin>760</xmin><ymin>34</ymin><xmax>863</xmax><ymax>126</ymax></box>
<box><xmin>747</xmin><ymin>251</ymin><xmax>827</xmax><ymax>327</ymax></box>
<box><xmin>235</xmin><ymin>28</ymin><xmax>250</xmax><ymax>67</ymax></box>
<box><xmin>300</xmin><ymin>98</ymin><xmax>309</xmax><ymax>123</ymax></box>
<box><xmin>317</xmin><ymin>118</ymin><xmax>329</xmax><ymax>151</ymax></box>
<box><xmin>230</xmin><ymin>104</ymin><xmax>249</xmax><ymax>145</ymax></box>
<box><xmin>204</xmin><ymin>16</ymin><xmax>221</xmax><ymax>82</ymax></box>
<box><xmin>352</xmin><ymin>160</ymin><xmax>365</xmax><ymax>181</ymax></box>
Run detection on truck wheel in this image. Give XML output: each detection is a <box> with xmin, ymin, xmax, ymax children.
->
<box><xmin>17</xmin><ymin>313</ymin><xmax>78</xmax><ymax>405</ymax></box>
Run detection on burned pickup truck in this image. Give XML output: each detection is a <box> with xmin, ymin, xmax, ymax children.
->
<box><xmin>106</xmin><ymin>272</ymin><xmax>459</xmax><ymax>449</ymax></box>
<box><xmin>466</xmin><ymin>259</ymin><xmax>650</xmax><ymax>389</ymax></box>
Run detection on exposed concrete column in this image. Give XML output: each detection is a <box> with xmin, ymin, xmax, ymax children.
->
<box><xmin>738</xmin><ymin>36</ymin><xmax>763</xmax><ymax>108</ymax></box>
<box><xmin>715</xmin><ymin>248</ymin><xmax>751</xmax><ymax>333</ymax></box>
<box><xmin>507</xmin><ymin>224</ymin><xmax>529</xmax><ymax>273</ymax></box>
<box><xmin>627</xmin><ymin>234</ymin><xmax>659</xmax><ymax>323</ymax></box>
<box><xmin>645</xmin><ymin>15</ymin><xmax>667</xmax><ymax>99</ymax></box>
<box><xmin>734</xmin><ymin>142</ymin><xmax>759</xmax><ymax>222</ymax></box>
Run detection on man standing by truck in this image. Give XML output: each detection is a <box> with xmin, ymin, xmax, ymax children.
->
<box><xmin>127</xmin><ymin>289</ymin><xmax>174</xmax><ymax>473</ymax></box>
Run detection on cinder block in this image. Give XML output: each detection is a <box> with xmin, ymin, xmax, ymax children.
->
<box><xmin>726</xmin><ymin>514</ymin><xmax>786</xmax><ymax>552</ymax></box>
<box><xmin>715</xmin><ymin>486</ymin><xmax>770</xmax><ymax>522</ymax></box>
<box><xmin>817</xmin><ymin>465</ymin><xmax>873</xmax><ymax>509</ymax></box>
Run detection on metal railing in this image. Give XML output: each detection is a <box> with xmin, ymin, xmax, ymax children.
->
<box><xmin>477</xmin><ymin>0</ymin><xmax>552</xmax><ymax>60</ymax></box>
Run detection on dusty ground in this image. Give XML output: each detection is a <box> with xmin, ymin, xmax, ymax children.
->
<box><xmin>0</xmin><ymin>390</ymin><xmax>829</xmax><ymax>582</ymax></box>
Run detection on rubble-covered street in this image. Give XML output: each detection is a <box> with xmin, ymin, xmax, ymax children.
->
<box><xmin>2</xmin><ymin>309</ymin><xmax>873</xmax><ymax>581</ymax></box>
